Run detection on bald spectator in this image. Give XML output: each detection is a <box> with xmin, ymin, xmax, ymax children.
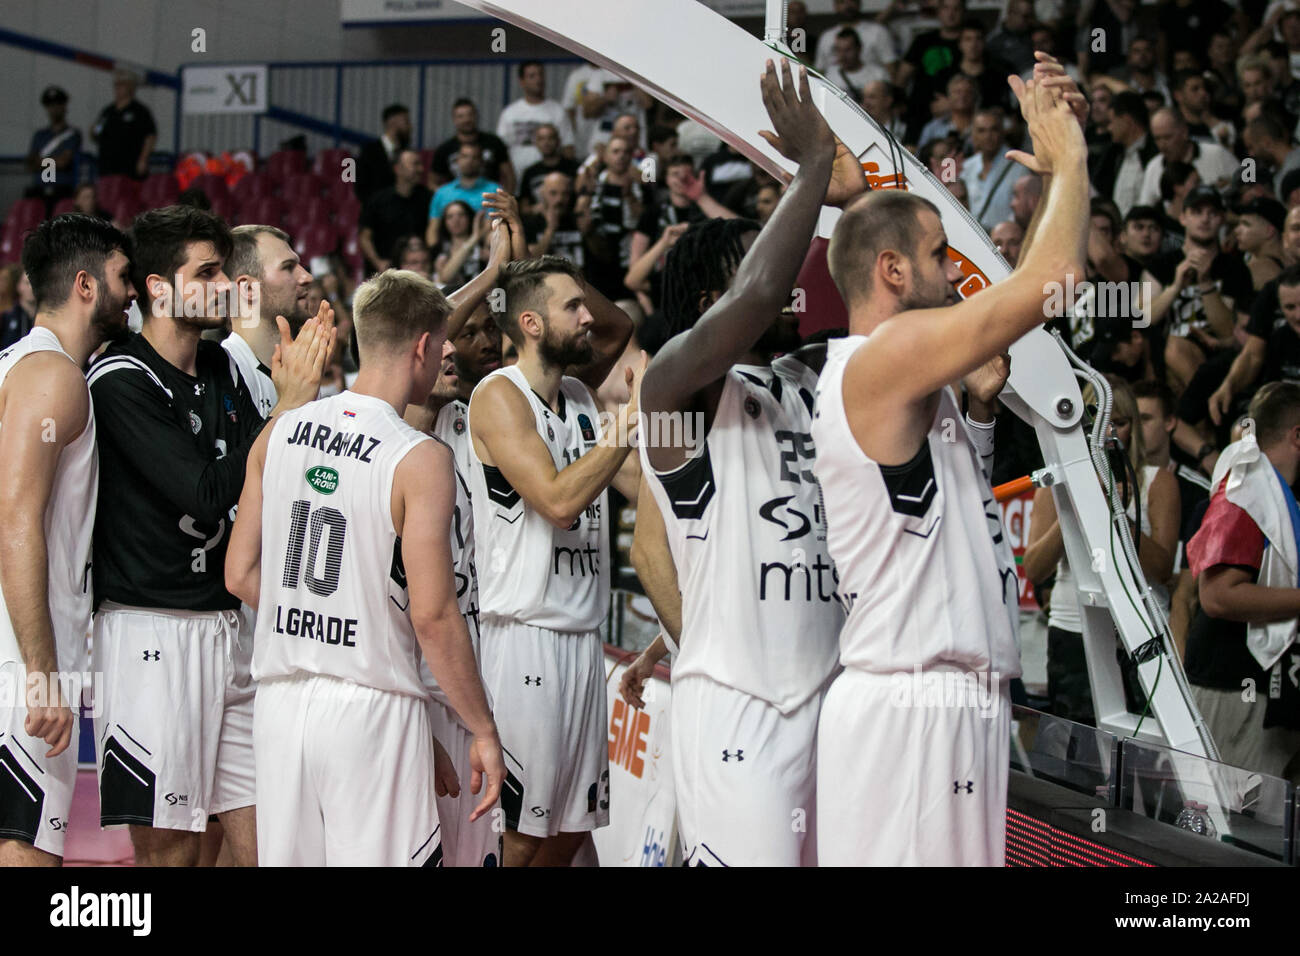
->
<box><xmin>431</xmin><ymin>98</ymin><xmax>515</xmax><ymax>193</ymax></box>
<box><xmin>497</xmin><ymin>61</ymin><xmax>575</xmax><ymax>174</ymax></box>
<box><xmin>525</xmin><ymin>171</ymin><xmax>587</xmax><ymax>265</ymax></box>
<box><xmin>861</xmin><ymin>81</ymin><xmax>907</xmax><ymax>140</ymax></box>
<box><xmin>91</xmin><ymin>68</ymin><xmax>156</xmax><ymax>179</ymax></box>
<box><xmin>990</xmin><ymin>220</ymin><xmax>1024</xmax><ymax>267</ymax></box>
<box><xmin>1242</xmin><ymin>114</ymin><xmax>1300</xmax><ymax>204</ymax></box>
<box><xmin>960</xmin><ymin>108</ymin><xmax>1017</xmax><ymax>231</ymax></box>
<box><xmin>1138</xmin><ymin>108</ymin><xmax>1239</xmax><ymax>207</ymax></box>
<box><xmin>517</xmin><ymin>123</ymin><xmax>580</xmax><ymax>210</ymax></box>
<box><xmin>813</xmin><ymin>0</ymin><xmax>899</xmax><ymax>82</ymax></box>
<box><xmin>355</xmin><ymin>104</ymin><xmax>411</xmax><ymax>203</ymax></box>
<box><xmin>1010</xmin><ymin>172</ymin><xmax>1041</xmax><ymax>231</ymax></box>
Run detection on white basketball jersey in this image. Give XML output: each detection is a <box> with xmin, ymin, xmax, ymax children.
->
<box><xmin>812</xmin><ymin>336</ymin><xmax>1021</xmax><ymax>677</ymax></box>
<box><xmin>418</xmin><ymin>400</ymin><xmax>481</xmax><ymax>720</ymax></box>
<box><xmin>434</xmin><ymin>399</ymin><xmax>471</xmax><ymax>476</ymax></box>
<box><xmin>467</xmin><ymin>366</ymin><xmax>609</xmax><ymax>632</ymax></box>
<box><xmin>0</xmin><ymin>328</ymin><xmax>95</xmax><ymax>677</ymax></box>
<box><xmin>254</xmin><ymin>390</ymin><xmax>432</xmax><ymax>697</ymax></box>
<box><xmin>221</xmin><ymin>331</ymin><xmax>276</xmax><ymax>420</ymax></box>
<box><xmin>641</xmin><ymin>357</ymin><xmax>843</xmax><ymax>714</ymax></box>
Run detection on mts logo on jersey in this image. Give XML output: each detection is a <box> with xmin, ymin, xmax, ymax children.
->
<box><xmin>608</xmin><ymin>697</ymin><xmax>649</xmax><ymax>778</ymax></box>
<box><xmin>553</xmin><ymin>542</ymin><xmax>599</xmax><ymax>577</ymax></box>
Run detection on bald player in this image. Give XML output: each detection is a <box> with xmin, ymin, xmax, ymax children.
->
<box><xmin>0</xmin><ymin>215</ymin><xmax>135</xmax><ymax>865</ymax></box>
<box><xmin>812</xmin><ymin>61</ymin><xmax>1090</xmax><ymax>865</ymax></box>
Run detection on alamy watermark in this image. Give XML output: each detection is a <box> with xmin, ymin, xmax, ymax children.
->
<box><xmin>1044</xmin><ymin>274</ymin><xmax>1153</xmax><ymax>328</ymax></box>
<box><xmin>888</xmin><ymin>666</ymin><xmax>1005</xmax><ymax>718</ymax></box>
<box><xmin>0</xmin><ymin>669</ymin><xmax>100</xmax><ymax>716</ymax></box>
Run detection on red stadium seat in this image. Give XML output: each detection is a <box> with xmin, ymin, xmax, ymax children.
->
<box><xmin>51</xmin><ymin>198</ymin><xmax>77</xmax><ymax>217</ymax></box>
<box><xmin>284</xmin><ymin>195</ymin><xmax>330</xmax><ymax>229</ymax></box>
<box><xmin>140</xmin><ymin>173</ymin><xmax>179</xmax><ymax>208</ymax></box>
<box><xmin>419</xmin><ymin>149</ymin><xmax>436</xmax><ymax>177</ymax></box>
<box><xmin>266</xmin><ymin>150</ymin><xmax>306</xmax><ymax>184</ymax></box>
<box><xmin>0</xmin><ymin>227</ymin><xmax>24</xmax><ymax>264</ymax></box>
<box><xmin>293</xmin><ymin>221</ymin><xmax>337</xmax><ymax>260</ymax></box>
<box><xmin>108</xmin><ymin>197</ymin><xmax>143</xmax><ymax>227</ymax></box>
<box><xmin>208</xmin><ymin>193</ymin><xmax>234</xmax><ymax>224</ymax></box>
<box><xmin>95</xmin><ymin>175</ymin><xmax>140</xmax><ymax>209</ymax></box>
<box><xmin>312</xmin><ymin>148</ymin><xmax>354</xmax><ymax>180</ymax></box>
<box><xmin>280</xmin><ymin>173</ymin><xmax>324</xmax><ymax>204</ymax></box>
<box><xmin>5</xmin><ymin>198</ymin><xmax>46</xmax><ymax>234</ymax></box>
<box><xmin>232</xmin><ymin>170</ymin><xmax>273</xmax><ymax>206</ymax></box>
<box><xmin>238</xmin><ymin>195</ymin><xmax>285</xmax><ymax>227</ymax></box>
<box><xmin>191</xmin><ymin>174</ymin><xmax>231</xmax><ymax>203</ymax></box>
<box><xmin>333</xmin><ymin>193</ymin><xmax>361</xmax><ymax>239</ymax></box>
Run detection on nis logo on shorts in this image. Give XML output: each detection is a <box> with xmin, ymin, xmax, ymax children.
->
<box><xmin>305</xmin><ymin>466</ymin><xmax>339</xmax><ymax>495</ymax></box>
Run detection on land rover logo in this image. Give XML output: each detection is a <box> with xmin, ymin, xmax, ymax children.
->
<box><xmin>306</xmin><ymin>466</ymin><xmax>339</xmax><ymax>494</ymax></box>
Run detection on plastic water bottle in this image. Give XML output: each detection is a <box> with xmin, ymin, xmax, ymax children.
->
<box><xmin>1175</xmin><ymin>801</ymin><xmax>1217</xmax><ymax>838</ymax></box>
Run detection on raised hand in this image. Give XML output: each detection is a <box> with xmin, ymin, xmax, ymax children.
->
<box><xmin>1005</xmin><ymin>74</ymin><xmax>1085</xmax><ymax>176</ymax></box>
<box><xmin>757</xmin><ymin>58</ymin><xmax>836</xmax><ymax>171</ymax></box>
<box><xmin>825</xmin><ymin>137</ymin><xmax>868</xmax><ymax>208</ymax></box>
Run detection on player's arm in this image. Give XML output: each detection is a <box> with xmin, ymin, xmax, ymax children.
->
<box><xmin>622</xmin><ymin>477</ymin><xmax>681</xmax><ymax>709</ymax></box>
<box><xmin>224</xmin><ymin>424</ymin><xmax>272</xmax><ymax>610</ymax></box>
<box><xmin>640</xmin><ymin>60</ymin><xmax>834</xmax><ymax>471</ymax></box>
<box><xmin>0</xmin><ymin>356</ymin><xmax>87</xmax><ymax>757</ymax></box>
<box><xmin>845</xmin><ymin>76</ymin><xmax>1088</xmax><ymax>426</ymax></box>
<box><xmin>396</xmin><ymin>441</ymin><xmax>502</xmax><ymax>818</ymax></box>
<box><xmin>470</xmin><ymin>362</ymin><xmax>643</xmax><ymax>529</ymax></box>
<box><xmin>445</xmin><ymin>216</ymin><xmax>511</xmax><ymax>342</ymax></box>
<box><xmin>567</xmin><ymin>279</ymin><xmax>635</xmax><ymax>392</ymax></box>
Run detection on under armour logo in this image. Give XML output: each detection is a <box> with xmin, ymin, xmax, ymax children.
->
<box><xmin>524</xmin><ymin>675</ymin><xmax>542</xmax><ymax>686</ymax></box>
<box><xmin>954</xmin><ymin>780</ymin><xmax>973</xmax><ymax>794</ymax></box>
<box><xmin>721</xmin><ymin>749</ymin><xmax>744</xmax><ymax>762</ymax></box>
<box><xmin>142</xmin><ymin>650</ymin><xmax>161</xmax><ymax>661</ymax></box>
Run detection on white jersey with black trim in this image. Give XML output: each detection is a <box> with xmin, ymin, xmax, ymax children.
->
<box><xmin>0</xmin><ymin>328</ymin><xmax>95</xmax><ymax>676</ymax></box>
<box><xmin>253</xmin><ymin>390</ymin><xmax>432</xmax><ymax>697</ymax></box>
<box><xmin>418</xmin><ymin>400</ymin><xmax>481</xmax><ymax>720</ymax></box>
<box><xmin>641</xmin><ymin>356</ymin><xmax>843</xmax><ymax>714</ymax></box>
<box><xmin>811</xmin><ymin>336</ymin><xmax>1021</xmax><ymax>677</ymax></box>
<box><xmin>221</xmin><ymin>331</ymin><xmax>276</xmax><ymax>420</ymax></box>
<box><xmin>467</xmin><ymin>366</ymin><xmax>609</xmax><ymax>632</ymax></box>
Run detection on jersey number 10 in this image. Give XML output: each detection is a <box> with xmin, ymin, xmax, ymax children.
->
<box><xmin>282</xmin><ymin>500</ymin><xmax>348</xmax><ymax>597</ymax></box>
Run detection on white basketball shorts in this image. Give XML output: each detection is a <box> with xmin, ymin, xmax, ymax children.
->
<box><xmin>428</xmin><ymin>699</ymin><xmax>502</xmax><ymax>866</ymax></box>
<box><xmin>817</xmin><ymin>665</ymin><xmax>1012</xmax><ymax>866</ymax></box>
<box><xmin>672</xmin><ymin>674</ymin><xmax>821</xmax><ymax>867</ymax></box>
<box><xmin>254</xmin><ymin>673</ymin><xmax>442</xmax><ymax>866</ymax></box>
<box><xmin>92</xmin><ymin>602</ymin><xmax>255</xmax><ymax>831</ymax></box>
<box><xmin>479</xmin><ymin>619</ymin><xmax>609</xmax><ymax>838</ymax></box>
<box><xmin>0</xmin><ymin>660</ymin><xmax>80</xmax><ymax>857</ymax></box>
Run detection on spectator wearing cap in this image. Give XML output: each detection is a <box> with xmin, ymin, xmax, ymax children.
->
<box><xmin>355</xmin><ymin>103</ymin><xmax>411</xmax><ymax>204</ymax></box>
<box><xmin>1235</xmin><ymin>196</ymin><xmax>1289</xmax><ymax>289</ymax></box>
<box><xmin>91</xmin><ymin>68</ymin><xmax>156</xmax><ymax>179</ymax></box>
<box><xmin>431</xmin><ymin>98</ymin><xmax>515</xmax><ymax>194</ymax></box>
<box><xmin>25</xmin><ymin>86</ymin><xmax>80</xmax><ymax>213</ymax></box>
<box><xmin>497</xmin><ymin>62</ymin><xmax>576</xmax><ymax>175</ymax></box>
<box><xmin>1092</xmin><ymin>92</ymin><xmax>1158</xmax><ymax>217</ymax></box>
<box><xmin>1152</xmin><ymin>184</ymin><xmax>1255</xmax><ymax>390</ymax></box>
<box><xmin>1242</xmin><ymin>114</ymin><xmax>1300</xmax><ymax>206</ymax></box>
<box><xmin>1138</xmin><ymin>108</ymin><xmax>1239</xmax><ymax>208</ymax></box>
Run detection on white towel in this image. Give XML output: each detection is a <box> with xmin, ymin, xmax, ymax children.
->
<box><xmin>1210</xmin><ymin>437</ymin><xmax>1299</xmax><ymax>671</ymax></box>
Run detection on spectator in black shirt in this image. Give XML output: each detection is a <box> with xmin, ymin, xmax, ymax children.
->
<box><xmin>359</xmin><ymin>149</ymin><xmax>433</xmax><ymax>275</ymax></box>
<box><xmin>986</xmin><ymin>0</ymin><xmax>1035</xmax><ymax>76</ymax></box>
<box><xmin>933</xmin><ymin>19</ymin><xmax>1014</xmax><ymax>118</ymax></box>
<box><xmin>524</xmin><ymin>171</ymin><xmax>587</xmax><ymax>267</ymax></box>
<box><xmin>91</xmin><ymin>68</ymin><xmax>156</xmax><ymax>180</ymax></box>
<box><xmin>430</xmin><ymin>98</ymin><xmax>515</xmax><ymax>194</ymax></box>
<box><xmin>896</xmin><ymin>0</ymin><xmax>964</xmax><ymax>130</ymax></box>
<box><xmin>1078</xmin><ymin>0</ymin><xmax>1138</xmax><ymax>80</ymax></box>
<box><xmin>354</xmin><ymin>103</ymin><xmax>411</xmax><ymax>204</ymax></box>
<box><xmin>1170</xmin><ymin>69</ymin><xmax>1230</xmax><ymax>147</ymax></box>
<box><xmin>517</xmin><ymin>123</ymin><xmax>580</xmax><ymax>211</ymax></box>
<box><xmin>1234</xmin><ymin>196</ymin><xmax>1287</xmax><ymax>290</ymax></box>
<box><xmin>25</xmin><ymin>85</ymin><xmax>80</xmax><ymax>214</ymax></box>
<box><xmin>0</xmin><ymin>269</ymin><xmax>36</xmax><ymax>350</ymax></box>
<box><xmin>88</xmin><ymin>204</ymin><xmax>331</xmax><ymax>866</ymax></box>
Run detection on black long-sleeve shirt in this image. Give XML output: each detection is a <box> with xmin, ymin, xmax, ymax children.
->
<box><xmin>89</xmin><ymin>332</ymin><xmax>265</xmax><ymax>611</ymax></box>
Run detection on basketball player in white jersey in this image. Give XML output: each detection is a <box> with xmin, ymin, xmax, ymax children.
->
<box><xmin>402</xmin><ymin>222</ymin><xmax>514</xmax><ymax>866</ymax></box>
<box><xmin>629</xmin><ymin>60</ymin><xmax>855</xmax><ymax>867</ymax></box>
<box><xmin>226</xmin><ymin>269</ymin><xmax>503</xmax><ymax>866</ymax></box>
<box><xmin>813</xmin><ymin>58</ymin><xmax>1090</xmax><ymax>865</ymax></box>
<box><xmin>468</xmin><ymin>256</ymin><xmax>638</xmax><ymax>866</ymax></box>
<box><xmin>0</xmin><ymin>214</ymin><xmax>135</xmax><ymax>865</ymax></box>
<box><xmin>224</xmin><ymin>225</ymin><xmax>315</xmax><ymax>419</ymax></box>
